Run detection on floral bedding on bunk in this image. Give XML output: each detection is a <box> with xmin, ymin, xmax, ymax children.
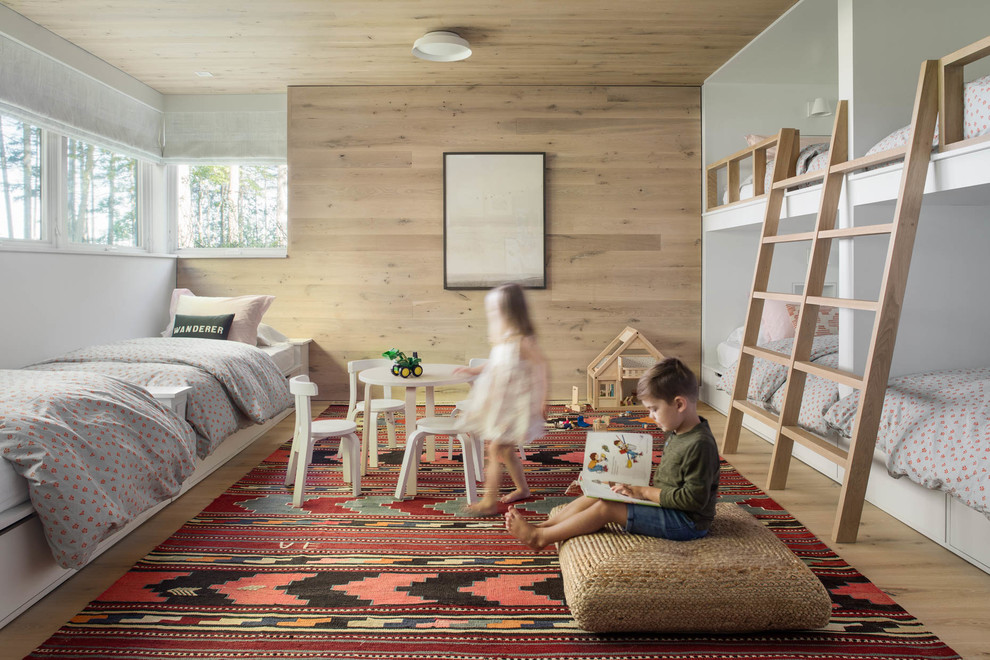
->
<box><xmin>27</xmin><ymin>337</ymin><xmax>293</xmax><ymax>457</ymax></box>
<box><xmin>716</xmin><ymin>335</ymin><xmax>841</xmax><ymax>435</ymax></box>
<box><xmin>823</xmin><ymin>368</ymin><xmax>990</xmax><ymax>517</ymax></box>
<box><xmin>727</xmin><ymin>73</ymin><xmax>990</xmax><ymax>204</ymax></box>
<box><xmin>0</xmin><ymin>369</ymin><xmax>197</xmax><ymax>568</ymax></box>
<box><xmin>866</xmin><ymin>73</ymin><xmax>990</xmax><ymax>155</ymax></box>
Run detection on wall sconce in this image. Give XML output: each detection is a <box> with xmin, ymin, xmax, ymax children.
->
<box><xmin>808</xmin><ymin>97</ymin><xmax>833</xmax><ymax>118</ymax></box>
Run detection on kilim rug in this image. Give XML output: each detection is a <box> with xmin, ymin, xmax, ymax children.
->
<box><xmin>27</xmin><ymin>404</ymin><xmax>960</xmax><ymax>659</ymax></box>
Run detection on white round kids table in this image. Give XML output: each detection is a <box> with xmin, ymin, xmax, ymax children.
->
<box><xmin>358</xmin><ymin>363</ymin><xmax>475</xmax><ymax>472</ymax></box>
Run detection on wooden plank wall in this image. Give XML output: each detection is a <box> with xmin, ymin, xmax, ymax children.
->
<box><xmin>177</xmin><ymin>85</ymin><xmax>701</xmax><ymax>402</ymax></box>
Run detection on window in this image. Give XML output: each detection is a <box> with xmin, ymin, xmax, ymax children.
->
<box><xmin>0</xmin><ymin>113</ymin><xmax>42</xmax><ymax>241</ymax></box>
<box><xmin>176</xmin><ymin>163</ymin><xmax>287</xmax><ymax>250</ymax></box>
<box><xmin>66</xmin><ymin>138</ymin><xmax>138</xmax><ymax>246</ymax></box>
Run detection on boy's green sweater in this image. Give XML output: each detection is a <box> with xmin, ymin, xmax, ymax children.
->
<box><xmin>652</xmin><ymin>417</ymin><xmax>720</xmax><ymax>529</ymax></box>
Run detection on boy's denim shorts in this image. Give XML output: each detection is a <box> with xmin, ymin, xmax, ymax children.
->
<box><xmin>625</xmin><ymin>503</ymin><xmax>709</xmax><ymax>541</ymax></box>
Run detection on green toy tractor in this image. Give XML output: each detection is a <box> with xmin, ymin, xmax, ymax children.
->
<box><xmin>382</xmin><ymin>348</ymin><xmax>423</xmax><ymax>378</ymax></box>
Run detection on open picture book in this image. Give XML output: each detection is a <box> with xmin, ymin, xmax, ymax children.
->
<box><xmin>577</xmin><ymin>431</ymin><xmax>660</xmax><ymax>506</ymax></box>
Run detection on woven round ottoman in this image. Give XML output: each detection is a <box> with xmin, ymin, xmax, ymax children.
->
<box><xmin>555</xmin><ymin>501</ymin><xmax>831</xmax><ymax>633</ymax></box>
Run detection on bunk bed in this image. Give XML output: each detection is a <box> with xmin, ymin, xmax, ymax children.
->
<box><xmin>0</xmin><ymin>322</ymin><xmax>310</xmax><ymax>627</ymax></box>
<box><xmin>702</xmin><ymin>35</ymin><xmax>990</xmax><ymax>572</ymax></box>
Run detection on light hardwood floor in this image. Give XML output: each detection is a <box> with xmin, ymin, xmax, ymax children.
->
<box><xmin>1</xmin><ymin>404</ymin><xmax>988</xmax><ymax>659</ymax></box>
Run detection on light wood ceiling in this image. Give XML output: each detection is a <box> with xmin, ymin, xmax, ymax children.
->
<box><xmin>2</xmin><ymin>0</ymin><xmax>798</xmax><ymax>94</ymax></box>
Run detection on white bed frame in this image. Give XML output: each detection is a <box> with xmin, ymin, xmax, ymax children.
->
<box><xmin>701</xmin><ymin>130</ymin><xmax>990</xmax><ymax>576</ymax></box>
<box><xmin>0</xmin><ymin>339</ymin><xmax>310</xmax><ymax>628</ymax></box>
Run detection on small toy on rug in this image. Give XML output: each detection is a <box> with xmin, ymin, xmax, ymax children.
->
<box><xmin>568</xmin><ymin>385</ymin><xmax>586</xmax><ymax>412</ymax></box>
<box><xmin>574</xmin><ymin>415</ymin><xmax>591</xmax><ymax>428</ymax></box>
<box><xmin>592</xmin><ymin>415</ymin><xmax>612</xmax><ymax>431</ymax></box>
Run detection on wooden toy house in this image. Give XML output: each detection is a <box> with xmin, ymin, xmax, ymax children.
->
<box><xmin>586</xmin><ymin>326</ymin><xmax>664</xmax><ymax>409</ymax></box>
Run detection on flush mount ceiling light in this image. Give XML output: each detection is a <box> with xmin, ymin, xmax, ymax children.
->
<box><xmin>412</xmin><ymin>31</ymin><xmax>471</xmax><ymax>62</ymax></box>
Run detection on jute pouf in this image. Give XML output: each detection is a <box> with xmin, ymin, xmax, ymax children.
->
<box><xmin>555</xmin><ymin>501</ymin><xmax>831</xmax><ymax>633</ymax></box>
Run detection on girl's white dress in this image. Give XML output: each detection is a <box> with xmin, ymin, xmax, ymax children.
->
<box><xmin>456</xmin><ymin>337</ymin><xmax>547</xmax><ymax>447</ymax></box>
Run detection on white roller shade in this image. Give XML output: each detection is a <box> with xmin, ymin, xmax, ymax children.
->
<box><xmin>0</xmin><ymin>33</ymin><xmax>163</xmax><ymax>161</ymax></box>
<box><xmin>162</xmin><ymin>107</ymin><xmax>286</xmax><ymax>162</ymax></box>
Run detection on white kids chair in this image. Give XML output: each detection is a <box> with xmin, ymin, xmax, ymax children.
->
<box><xmin>395</xmin><ymin>416</ymin><xmax>482</xmax><ymax>504</ymax></box>
<box><xmin>285</xmin><ymin>375</ymin><xmax>361</xmax><ymax>506</ymax></box>
<box><xmin>346</xmin><ymin>358</ymin><xmax>404</xmax><ymax>469</ymax></box>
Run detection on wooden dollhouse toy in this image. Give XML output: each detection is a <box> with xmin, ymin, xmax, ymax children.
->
<box><xmin>586</xmin><ymin>326</ymin><xmax>664</xmax><ymax>409</ymax></box>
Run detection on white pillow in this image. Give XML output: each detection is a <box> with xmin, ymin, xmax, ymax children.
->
<box><xmin>256</xmin><ymin>323</ymin><xmax>290</xmax><ymax>346</ymax></box>
<box><xmin>163</xmin><ymin>290</ymin><xmax>274</xmax><ymax>345</ymax></box>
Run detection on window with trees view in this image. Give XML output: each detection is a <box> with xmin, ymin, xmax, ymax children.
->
<box><xmin>0</xmin><ymin>114</ymin><xmax>42</xmax><ymax>241</ymax></box>
<box><xmin>66</xmin><ymin>138</ymin><xmax>138</xmax><ymax>246</ymax></box>
<box><xmin>176</xmin><ymin>164</ymin><xmax>287</xmax><ymax>250</ymax></box>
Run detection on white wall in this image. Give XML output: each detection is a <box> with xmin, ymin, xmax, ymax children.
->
<box><xmin>0</xmin><ymin>252</ymin><xmax>175</xmax><ymax>368</ymax></box>
<box><xmin>703</xmin><ymin>0</ymin><xmax>838</xmax><ymax>165</ymax></box>
<box><xmin>844</xmin><ymin>0</ymin><xmax>990</xmax><ymax>155</ymax></box>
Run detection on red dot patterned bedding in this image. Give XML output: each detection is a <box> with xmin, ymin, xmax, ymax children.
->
<box><xmin>27</xmin><ymin>337</ymin><xmax>293</xmax><ymax>458</ymax></box>
<box><xmin>0</xmin><ymin>369</ymin><xmax>197</xmax><ymax>569</ymax></box>
<box><xmin>824</xmin><ymin>368</ymin><xmax>990</xmax><ymax>517</ymax></box>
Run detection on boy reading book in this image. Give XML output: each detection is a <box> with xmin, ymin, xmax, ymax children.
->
<box><xmin>505</xmin><ymin>357</ymin><xmax>719</xmax><ymax>551</ymax></box>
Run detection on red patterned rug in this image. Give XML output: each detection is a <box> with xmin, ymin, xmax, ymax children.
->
<box><xmin>26</xmin><ymin>405</ymin><xmax>960</xmax><ymax>659</ymax></box>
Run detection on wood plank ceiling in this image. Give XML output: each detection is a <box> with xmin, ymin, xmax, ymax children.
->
<box><xmin>1</xmin><ymin>0</ymin><xmax>798</xmax><ymax>94</ymax></box>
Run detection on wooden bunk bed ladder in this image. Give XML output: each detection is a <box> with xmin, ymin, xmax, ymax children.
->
<box><xmin>719</xmin><ymin>60</ymin><xmax>940</xmax><ymax>544</ymax></box>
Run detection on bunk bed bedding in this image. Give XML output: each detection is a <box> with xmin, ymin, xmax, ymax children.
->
<box><xmin>0</xmin><ymin>369</ymin><xmax>197</xmax><ymax>569</ymax></box>
<box><xmin>25</xmin><ymin>337</ymin><xmax>293</xmax><ymax>458</ymax></box>
<box><xmin>716</xmin><ymin>335</ymin><xmax>841</xmax><ymax>434</ymax></box>
<box><xmin>823</xmin><ymin>368</ymin><xmax>990</xmax><ymax>517</ymax></box>
<box><xmin>720</xmin><ymin>73</ymin><xmax>990</xmax><ymax>205</ymax></box>
<box><xmin>723</xmin><ymin>142</ymin><xmax>830</xmax><ymax>204</ymax></box>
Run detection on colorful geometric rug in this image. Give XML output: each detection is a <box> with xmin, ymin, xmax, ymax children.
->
<box><xmin>27</xmin><ymin>405</ymin><xmax>960</xmax><ymax>659</ymax></box>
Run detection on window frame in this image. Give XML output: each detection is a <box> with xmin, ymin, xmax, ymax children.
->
<box><xmin>168</xmin><ymin>161</ymin><xmax>288</xmax><ymax>259</ymax></box>
<box><xmin>60</xmin><ymin>134</ymin><xmax>145</xmax><ymax>254</ymax></box>
<box><xmin>0</xmin><ymin>113</ymin><xmax>46</xmax><ymax>248</ymax></box>
<box><xmin>0</xmin><ymin>111</ymin><xmax>160</xmax><ymax>257</ymax></box>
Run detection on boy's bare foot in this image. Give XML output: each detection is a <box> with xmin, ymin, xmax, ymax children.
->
<box><xmin>462</xmin><ymin>501</ymin><xmax>499</xmax><ymax>517</ymax></box>
<box><xmin>505</xmin><ymin>507</ymin><xmax>548</xmax><ymax>552</ymax></box>
<box><xmin>499</xmin><ymin>487</ymin><xmax>530</xmax><ymax>504</ymax></box>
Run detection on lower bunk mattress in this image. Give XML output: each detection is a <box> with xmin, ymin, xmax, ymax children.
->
<box><xmin>717</xmin><ymin>344</ymin><xmax>990</xmax><ymax>519</ymax></box>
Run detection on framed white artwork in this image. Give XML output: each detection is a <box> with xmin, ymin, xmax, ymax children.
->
<box><xmin>443</xmin><ymin>152</ymin><xmax>546</xmax><ymax>289</ymax></box>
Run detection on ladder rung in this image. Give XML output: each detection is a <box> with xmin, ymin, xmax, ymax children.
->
<box><xmin>742</xmin><ymin>345</ymin><xmax>791</xmax><ymax>366</ymax></box>
<box><xmin>818</xmin><ymin>223</ymin><xmax>895</xmax><ymax>239</ymax></box>
<box><xmin>753</xmin><ymin>291</ymin><xmax>803</xmax><ymax>304</ymax></box>
<box><xmin>794</xmin><ymin>360</ymin><xmax>864</xmax><ymax>389</ymax></box>
<box><xmin>806</xmin><ymin>295</ymin><xmax>879</xmax><ymax>311</ymax></box>
<box><xmin>830</xmin><ymin>147</ymin><xmax>907</xmax><ymax>175</ymax></box>
<box><xmin>771</xmin><ymin>170</ymin><xmax>825</xmax><ymax>190</ymax></box>
<box><xmin>732</xmin><ymin>399</ymin><xmax>780</xmax><ymax>428</ymax></box>
<box><xmin>763</xmin><ymin>231</ymin><xmax>816</xmax><ymax>245</ymax></box>
<box><xmin>780</xmin><ymin>425</ymin><xmax>849</xmax><ymax>466</ymax></box>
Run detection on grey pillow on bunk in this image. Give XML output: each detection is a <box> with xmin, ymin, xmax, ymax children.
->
<box><xmin>171</xmin><ymin>313</ymin><xmax>235</xmax><ymax>340</ymax></box>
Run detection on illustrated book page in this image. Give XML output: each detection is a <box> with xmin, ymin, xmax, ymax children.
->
<box><xmin>577</xmin><ymin>431</ymin><xmax>658</xmax><ymax>506</ymax></box>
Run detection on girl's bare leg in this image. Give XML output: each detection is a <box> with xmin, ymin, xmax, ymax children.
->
<box><xmin>464</xmin><ymin>441</ymin><xmax>505</xmax><ymax>516</ymax></box>
<box><xmin>506</xmin><ymin>499</ymin><xmax>627</xmax><ymax>552</ymax></box>
<box><xmin>498</xmin><ymin>445</ymin><xmax>530</xmax><ymax>504</ymax></box>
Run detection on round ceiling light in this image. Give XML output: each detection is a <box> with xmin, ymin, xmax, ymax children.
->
<box><xmin>412</xmin><ymin>31</ymin><xmax>472</xmax><ymax>62</ymax></box>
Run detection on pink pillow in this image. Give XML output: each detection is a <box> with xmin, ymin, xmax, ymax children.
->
<box><xmin>784</xmin><ymin>303</ymin><xmax>840</xmax><ymax>336</ymax></box>
<box><xmin>163</xmin><ymin>290</ymin><xmax>275</xmax><ymax>345</ymax></box>
<box><xmin>761</xmin><ymin>300</ymin><xmax>796</xmax><ymax>342</ymax></box>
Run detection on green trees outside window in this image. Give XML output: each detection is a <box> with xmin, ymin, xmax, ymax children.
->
<box><xmin>66</xmin><ymin>138</ymin><xmax>138</xmax><ymax>246</ymax></box>
<box><xmin>0</xmin><ymin>115</ymin><xmax>42</xmax><ymax>241</ymax></box>
<box><xmin>177</xmin><ymin>164</ymin><xmax>287</xmax><ymax>249</ymax></box>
